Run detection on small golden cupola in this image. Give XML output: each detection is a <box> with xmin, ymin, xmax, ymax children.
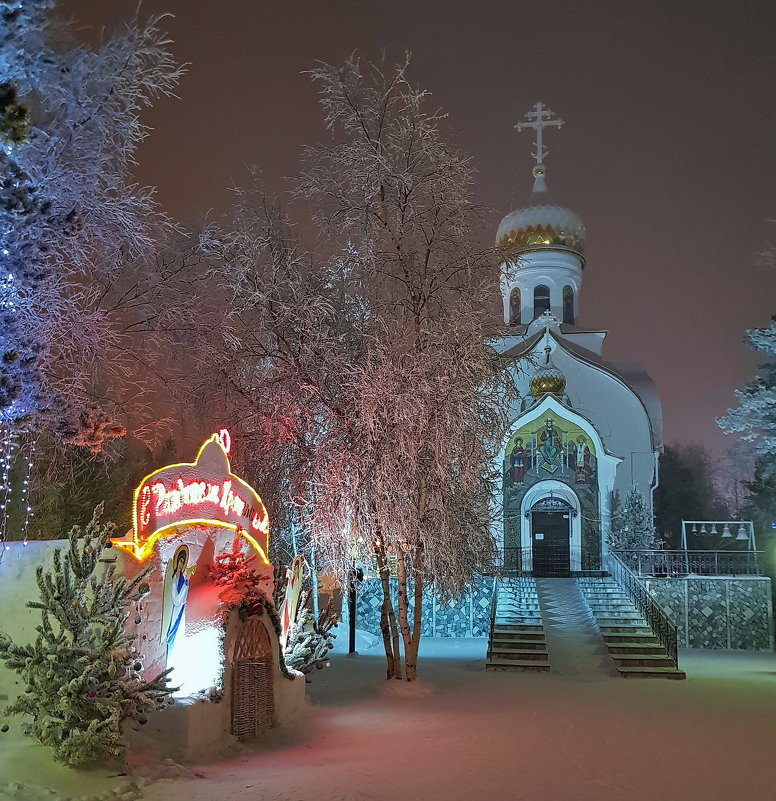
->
<box><xmin>529</xmin><ymin>345</ymin><xmax>566</xmax><ymax>398</ymax></box>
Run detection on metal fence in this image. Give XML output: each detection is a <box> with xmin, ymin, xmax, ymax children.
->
<box><xmin>499</xmin><ymin>546</ymin><xmax>533</xmax><ymax>574</ymax></box>
<box><xmin>617</xmin><ymin>549</ymin><xmax>762</xmax><ymax>577</ymax></box>
<box><xmin>608</xmin><ymin>551</ymin><xmax>679</xmax><ymax>666</ymax></box>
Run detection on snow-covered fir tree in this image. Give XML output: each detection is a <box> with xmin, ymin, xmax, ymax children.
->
<box><xmin>283</xmin><ymin>591</ymin><xmax>336</xmax><ymax>675</ymax></box>
<box><xmin>718</xmin><ymin>318</ymin><xmax>776</xmax><ymax>468</ymax></box>
<box><xmin>0</xmin><ymin>505</ymin><xmax>174</xmax><ymax>766</ymax></box>
<box><xmin>609</xmin><ymin>487</ymin><xmax>658</xmax><ymax>551</ymax></box>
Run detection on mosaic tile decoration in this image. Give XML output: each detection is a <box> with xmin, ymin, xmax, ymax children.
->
<box><xmin>346</xmin><ymin>575</ymin><xmax>773</xmax><ymax>650</ymax></box>
<box><xmin>342</xmin><ymin>577</ymin><xmax>496</xmax><ymax>638</ymax></box>
<box><xmin>645</xmin><ymin>577</ymin><xmax>773</xmax><ymax>651</ymax></box>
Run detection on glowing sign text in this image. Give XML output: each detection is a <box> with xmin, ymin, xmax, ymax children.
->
<box><xmin>114</xmin><ymin>432</ymin><xmax>269</xmax><ymax>562</ymax></box>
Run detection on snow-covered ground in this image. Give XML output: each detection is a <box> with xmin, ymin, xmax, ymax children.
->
<box><xmin>3</xmin><ymin>632</ymin><xmax>776</xmax><ymax>801</ymax></box>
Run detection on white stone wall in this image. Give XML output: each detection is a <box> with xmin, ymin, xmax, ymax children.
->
<box><xmin>500</xmin><ymin>250</ymin><xmax>583</xmax><ymax>325</ymax></box>
<box><xmin>0</xmin><ymin>540</ymin><xmax>67</xmax><ymax>705</ymax></box>
<box><xmin>0</xmin><ymin>534</ymin><xmax>304</xmax><ymax>762</ymax></box>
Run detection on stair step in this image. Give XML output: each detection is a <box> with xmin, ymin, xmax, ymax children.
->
<box><xmin>488</xmin><ymin>648</ymin><xmax>550</xmax><ymax>661</ymax></box>
<box><xmin>585</xmin><ymin>597</ymin><xmax>636</xmax><ymax>604</ymax></box>
<box><xmin>497</xmin><ymin>601</ymin><xmax>540</xmax><ymax>605</ymax></box>
<box><xmin>603</xmin><ymin>633</ymin><xmax>660</xmax><ymax>645</ymax></box>
<box><xmin>493</xmin><ymin>624</ymin><xmax>544</xmax><ymax>633</ymax></box>
<box><xmin>491</xmin><ymin>631</ymin><xmax>546</xmax><ymax>648</ymax></box>
<box><xmin>606</xmin><ymin>643</ymin><xmax>666</xmax><ymax>655</ymax></box>
<box><xmin>491</xmin><ymin>637</ymin><xmax>547</xmax><ymax>649</ymax></box>
<box><xmin>485</xmin><ymin>658</ymin><xmax>551</xmax><ymax>672</ymax></box>
<box><xmin>598</xmin><ymin>624</ymin><xmax>653</xmax><ymax>634</ymax></box>
<box><xmin>611</xmin><ymin>653</ymin><xmax>675</xmax><ymax>668</ymax></box>
<box><xmin>617</xmin><ymin>666</ymin><xmax>686</xmax><ymax>680</ymax></box>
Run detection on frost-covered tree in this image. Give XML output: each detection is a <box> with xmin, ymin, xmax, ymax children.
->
<box><xmin>196</xmin><ymin>185</ymin><xmax>356</xmax><ymax>576</ymax></box>
<box><xmin>0</xmin><ymin>505</ymin><xmax>174</xmax><ymax>766</ymax></box>
<box><xmin>610</xmin><ymin>487</ymin><xmax>658</xmax><ymax>551</ymax></box>
<box><xmin>0</xmin><ymin>0</ymin><xmax>186</xmax><ymax>444</ymax></box>
<box><xmin>283</xmin><ymin>592</ymin><xmax>337</xmax><ymax>676</ymax></box>
<box><xmin>295</xmin><ymin>55</ymin><xmax>515</xmax><ymax>681</ymax></box>
<box><xmin>196</xmin><ymin>56</ymin><xmax>515</xmax><ymax>682</ymax></box>
<box><xmin>718</xmin><ymin>318</ymin><xmax>776</xmax><ymax>468</ymax></box>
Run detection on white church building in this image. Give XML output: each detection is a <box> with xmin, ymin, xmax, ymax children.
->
<box><xmin>344</xmin><ymin>103</ymin><xmax>773</xmax><ymax>652</ymax></box>
<box><xmin>492</xmin><ymin>102</ymin><xmax>662</xmax><ymax>577</ymax></box>
<box><xmin>346</xmin><ymin>104</ymin><xmax>770</xmax><ymax>653</ymax></box>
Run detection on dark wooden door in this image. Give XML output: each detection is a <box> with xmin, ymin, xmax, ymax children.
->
<box><xmin>532</xmin><ymin>510</ymin><xmax>571</xmax><ymax>577</ymax></box>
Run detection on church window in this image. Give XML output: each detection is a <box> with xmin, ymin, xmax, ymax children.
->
<box><xmin>534</xmin><ymin>285</ymin><xmax>550</xmax><ymax>318</ymax></box>
<box><xmin>509</xmin><ymin>288</ymin><xmax>521</xmax><ymax>325</ymax></box>
<box><xmin>563</xmin><ymin>285</ymin><xmax>575</xmax><ymax>324</ymax></box>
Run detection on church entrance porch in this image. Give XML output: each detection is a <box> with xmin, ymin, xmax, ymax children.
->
<box><xmin>531</xmin><ymin>498</ymin><xmax>572</xmax><ymax>577</ymax></box>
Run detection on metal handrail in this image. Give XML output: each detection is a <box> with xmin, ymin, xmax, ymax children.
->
<box><xmin>487</xmin><ymin>575</ymin><xmax>499</xmax><ymax>656</ymax></box>
<box><xmin>617</xmin><ymin>549</ymin><xmax>762</xmax><ymax>577</ymax></box>
<box><xmin>608</xmin><ymin>550</ymin><xmax>679</xmax><ymax>667</ymax></box>
<box><xmin>497</xmin><ymin>546</ymin><xmax>534</xmax><ymax>575</ymax></box>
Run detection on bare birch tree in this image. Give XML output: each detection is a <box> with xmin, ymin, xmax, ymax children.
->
<box><xmin>196</xmin><ymin>55</ymin><xmax>515</xmax><ymax>682</ymax></box>
<box><xmin>294</xmin><ymin>55</ymin><xmax>516</xmax><ymax>681</ymax></box>
<box><xmin>196</xmin><ymin>185</ymin><xmax>360</xmax><ymax>568</ymax></box>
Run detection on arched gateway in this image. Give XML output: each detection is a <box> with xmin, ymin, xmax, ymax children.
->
<box><xmin>530</xmin><ymin>496</ymin><xmax>573</xmax><ymax>577</ymax></box>
<box><xmin>501</xmin><ymin>393</ymin><xmax>624</xmax><ymax>576</ymax></box>
<box><xmin>519</xmin><ymin>484</ymin><xmax>580</xmax><ymax>577</ymax></box>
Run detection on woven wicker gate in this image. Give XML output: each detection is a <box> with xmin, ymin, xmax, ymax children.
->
<box><xmin>231</xmin><ymin>616</ymin><xmax>274</xmax><ymax>739</ymax></box>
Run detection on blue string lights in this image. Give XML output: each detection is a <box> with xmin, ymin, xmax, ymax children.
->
<box><xmin>1</xmin><ymin>137</ymin><xmax>35</xmax><ymax>551</ymax></box>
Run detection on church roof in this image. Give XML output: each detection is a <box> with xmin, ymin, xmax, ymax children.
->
<box><xmin>499</xmin><ymin>329</ymin><xmax>663</xmax><ymax>451</ymax></box>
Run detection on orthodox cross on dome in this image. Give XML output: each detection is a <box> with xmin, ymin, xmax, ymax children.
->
<box><xmin>515</xmin><ymin>101</ymin><xmax>564</xmax><ymax>168</ymax></box>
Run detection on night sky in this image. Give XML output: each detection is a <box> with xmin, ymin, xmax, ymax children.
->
<box><xmin>62</xmin><ymin>0</ymin><xmax>776</xmax><ymax>454</ymax></box>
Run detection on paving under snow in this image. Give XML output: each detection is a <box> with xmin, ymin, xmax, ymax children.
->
<box><xmin>3</xmin><ymin>633</ymin><xmax>776</xmax><ymax>801</ymax></box>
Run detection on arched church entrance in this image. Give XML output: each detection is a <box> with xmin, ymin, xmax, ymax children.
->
<box><xmin>530</xmin><ymin>496</ymin><xmax>573</xmax><ymax>577</ymax></box>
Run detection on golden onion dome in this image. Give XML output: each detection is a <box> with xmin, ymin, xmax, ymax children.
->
<box><xmin>497</xmin><ymin>165</ymin><xmax>585</xmax><ymax>254</ymax></box>
<box><xmin>529</xmin><ymin>346</ymin><xmax>566</xmax><ymax>398</ymax></box>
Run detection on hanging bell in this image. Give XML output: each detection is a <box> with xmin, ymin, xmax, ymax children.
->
<box><xmin>735</xmin><ymin>525</ymin><xmax>749</xmax><ymax>541</ymax></box>
<box><xmin>709</xmin><ymin>524</ymin><xmax>718</xmax><ymax>535</ymax></box>
<box><xmin>691</xmin><ymin>524</ymin><xmax>698</xmax><ymax>534</ymax></box>
<box><xmin>699</xmin><ymin>524</ymin><xmax>707</xmax><ymax>535</ymax></box>
<box><xmin>721</xmin><ymin>524</ymin><xmax>733</xmax><ymax>539</ymax></box>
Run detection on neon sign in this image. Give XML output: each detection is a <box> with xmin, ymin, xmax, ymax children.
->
<box><xmin>113</xmin><ymin>432</ymin><xmax>269</xmax><ymax>562</ymax></box>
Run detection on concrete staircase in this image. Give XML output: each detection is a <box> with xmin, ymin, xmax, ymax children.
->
<box><xmin>578</xmin><ymin>577</ymin><xmax>686</xmax><ymax>680</ymax></box>
<box><xmin>486</xmin><ymin>577</ymin><xmax>550</xmax><ymax>672</ymax></box>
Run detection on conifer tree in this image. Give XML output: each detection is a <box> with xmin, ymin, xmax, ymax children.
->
<box><xmin>610</xmin><ymin>487</ymin><xmax>658</xmax><ymax>552</ymax></box>
<box><xmin>0</xmin><ymin>505</ymin><xmax>174</xmax><ymax>766</ymax></box>
<box><xmin>283</xmin><ymin>590</ymin><xmax>337</xmax><ymax>676</ymax></box>
<box><xmin>718</xmin><ymin>319</ymin><xmax>776</xmax><ymax>465</ymax></box>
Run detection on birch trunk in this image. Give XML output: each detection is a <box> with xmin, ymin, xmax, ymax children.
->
<box><xmin>375</xmin><ymin>542</ymin><xmax>401</xmax><ymax>679</ymax></box>
<box><xmin>405</xmin><ymin>545</ymin><xmax>423</xmax><ymax>681</ymax></box>
<box><xmin>395</xmin><ymin>549</ymin><xmax>415</xmax><ymax>681</ymax></box>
